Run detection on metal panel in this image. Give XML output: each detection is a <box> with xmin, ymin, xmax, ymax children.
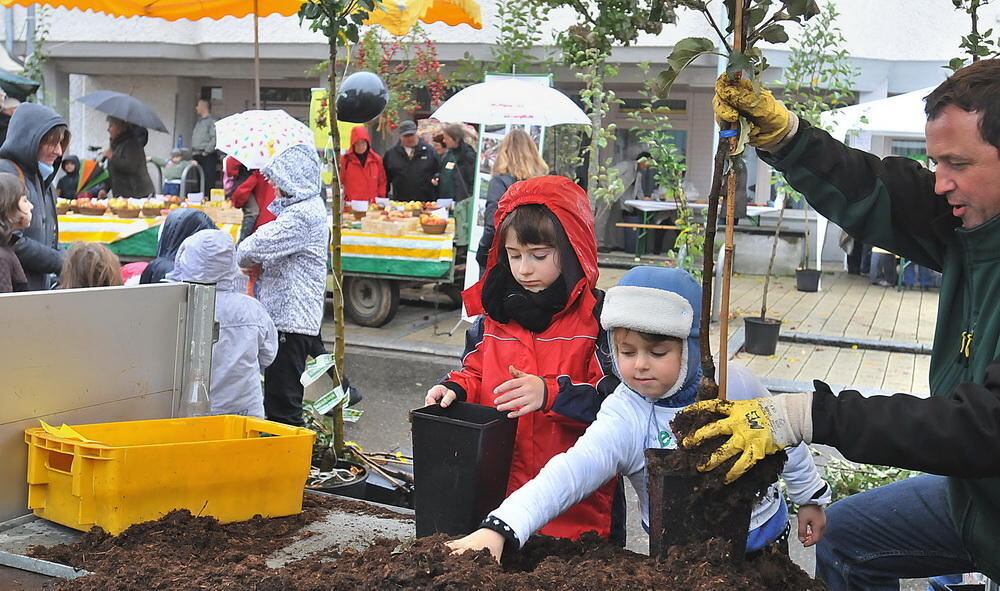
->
<box><xmin>0</xmin><ymin>284</ymin><xmax>191</xmax><ymax>523</ymax></box>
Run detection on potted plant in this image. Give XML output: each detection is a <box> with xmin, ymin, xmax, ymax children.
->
<box><xmin>744</xmin><ymin>188</ymin><xmax>786</xmax><ymax>356</ymax></box>
<box><xmin>795</xmin><ymin>195</ymin><xmax>821</xmax><ymax>292</ymax></box>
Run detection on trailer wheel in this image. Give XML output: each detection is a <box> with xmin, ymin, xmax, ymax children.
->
<box><xmin>344</xmin><ymin>277</ymin><xmax>399</xmax><ymax>327</ymax></box>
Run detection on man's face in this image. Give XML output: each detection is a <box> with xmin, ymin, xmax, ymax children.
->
<box><xmin>401</xmin><ymin>134</ymin><xmax>418</xmax><ymax>148</ymax></box>
<box><xmin>927</xmin><ymin>104</ymin><xmax>1000</xmax><ymax>229</ymax></box>
<box><xmin>195</xmin><ymin>100</ymin><xmax>209</xmax><ymax>117</ymax></box>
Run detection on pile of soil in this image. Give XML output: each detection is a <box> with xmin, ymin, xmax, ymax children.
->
<box><xmin>29</xmin><ymin>493</ymin><xmax>824</xmax><ymax>591</ymax></box>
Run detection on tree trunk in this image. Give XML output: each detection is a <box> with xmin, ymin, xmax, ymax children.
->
<box><xmin>327</xmin><ymin>35</ymin><xmax>345</xmax><ymax>455</ymax></box>
<box><xmin>761</xmin><ymin>202</ymin><xmax>787</xmax><ymax>319</ymax></box>
<box><xmin>586</xmin><ymin>67</ymin><xmax>604</xmax><ymax>199</ymax></box>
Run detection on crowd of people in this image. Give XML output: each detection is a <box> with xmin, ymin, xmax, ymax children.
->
<box><xmin>2</xmin><ymin>57</ymin><xmax>998</xmax><ymax>589</ymax></box>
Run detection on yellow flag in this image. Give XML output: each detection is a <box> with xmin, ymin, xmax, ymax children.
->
<box><xmin>39</xmin><ymin>419</ymin><xmax>96</xmax><ymax>443</ymax></box>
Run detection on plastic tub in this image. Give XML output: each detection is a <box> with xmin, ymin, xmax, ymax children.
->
<box><xmin>25</xmin><ymin>415</ymin><xmax>314</xmax><ymax>534</ymax></box>
<box><xmin>410</xmin><ymin>402</ymin><xmax>517</xmax><ymax>537</ymax></box>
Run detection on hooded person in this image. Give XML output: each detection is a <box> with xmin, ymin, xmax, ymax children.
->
<box><xmin>167</xmin><ymin>229</ymin><xmax>278</xmax><ymax>417</ymax></box>
<box><xmin>56</xmin><ymin>155</ymin><xmax>80</xmax><ymax>199</ymax></box>
<box><xmin>426</xmin><ymin>175</ymin><xmax>623</xmax><ymax>543</ymax></box>
<box><xmin>0</xmin><ymin>102</ymin><xmax>70</xmax><ymax>290</ymax></box>
<box><xmin>340</xmin><ymin>126</ymin><xmax>386</xmax><ymax>203</ymax></box>
<box><xmin>105</xmin><ymin>117</ymin><xmax>155</xmax><ymax>197</ymax></box>
<box><xmin>139</xmin><ymin>208</ymin><xmax>217</xmax><ymax>284</ymax></box>
<box><xmin>237</xmin><ymin>143</ymin><xmax>329</xmax><ymax>427</ymax></box>
<box><xmin>447</xmin><ymin>266</ymin><xmax>831</xmax><ymax>560</ymax></box>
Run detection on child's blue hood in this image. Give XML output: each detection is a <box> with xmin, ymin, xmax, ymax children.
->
<box><xmin>602</xmin><ymin>266</ymin><xmax>702</xmax><ymax>405</ymax></box>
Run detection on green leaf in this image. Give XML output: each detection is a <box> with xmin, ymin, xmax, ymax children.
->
<box><xmin>782</xmin><ymin>0</ymin><xmax>817</xmax><ymax>18</ymax></box>
<box><xmin>732</xmin><ymin>115</ymin><xmax>751</xmax><ymax>156</ymax></box>
<box><xmin>748</xmin><ymin>5</ymin><xmax>769</xmax><ymax>29</ymax></box>
<box><xmin>724</xmin><ymin>0</ymin><xmax>737</xmax><ymax>33</ymax></box>
<box><xmin>726</xmin><ymin>49</ymin><xmax>754</xmax><ymax>78</ymax></box>
<box><xmin>666</xmin><ymin>37</ymin><xmax>717</xmax><ymax>72</ymax></box>
<box><xmin>344</xmin><ymin>25</ymin><xmax>359</xmax><ymax>43</ymax></box>
<box><xmin>654</xmin><ymin>66</ymin><xmax>691</xmax><ymax>98</ymax></box>
<box><xmin>759</xmin><ymin>24</ymin><xmax>789</xmax><ymax>44</ymax></box>
<box><xmin>945</xmin><ymin>57</ymin><xmax>968</xmax><ymax>72</ymax></box>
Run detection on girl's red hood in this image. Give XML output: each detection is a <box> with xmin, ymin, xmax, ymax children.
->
<box><xmin>350</xmin><ymin>125</ymin><xmax>371</xmax><ymax>146</ymax></box>
<box><xmin>464</xmin><ymin>175</ymin><xmax>598</xmax><ymax>315</ymax></box>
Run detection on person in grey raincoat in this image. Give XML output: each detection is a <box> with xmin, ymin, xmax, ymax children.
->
<box><xmin>237</xmin><ymin>144</ymin><xmax>329</xmax><ymax>427</ymax></box>
<box><xmin>0</xmin><ymin>102</ymin><xmax>70</xmax><ymax>290</ymax></box>
<box><xmin>168</xmin><ymin>229</ymin><xmax>278</xmax><ymax>417</ymax></box>
<box><xmin>594</xmin><ymin>150</ymin><xmax>657</xmax><ymax>253</ymax></box>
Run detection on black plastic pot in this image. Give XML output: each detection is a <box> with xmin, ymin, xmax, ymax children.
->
<box><xmin>795</xmin><ymin>268</ymin><xmax>821</xmax><ymax>292</ymax></box>
<box><xmin>744</xmin><ymin>316</ymin><xmax>782</xmax><ymax>356</ymax></box>
<box><xmin>645</xmin><ymin>449</ymin><xmax>752</xmax><ymax>564</ymax></box>
<box><xmin>309</xmin><ymin>460</ymin><xmax>368</xmax><ymax>498</ymax></box>
<box><xmin>410</xmin><ymin>402</ymin><xmax>518</xmax><ymax>537</ymax></box>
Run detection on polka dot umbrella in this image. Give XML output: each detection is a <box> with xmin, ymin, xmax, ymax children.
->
<box><xmin>215</xmin><ymin>109</ymin><xmax>314</xmax><ymax>170</ymax></box>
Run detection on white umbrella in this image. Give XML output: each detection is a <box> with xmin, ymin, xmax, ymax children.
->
<box><xmin>215</xmin><ymin>109</ymin><xmax>314</xmax><ymax>170</ymax></box>
<box><xmin>430</xmin><ymin>78</ymin><xmax>590</xmax><ymax>126</ymax></box>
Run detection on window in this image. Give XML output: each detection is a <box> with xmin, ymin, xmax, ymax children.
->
<box><xmin>200</xmin><ymin>87</ymin><xmax>223</xmax><ymax>103</ymax></box>
<box><xmin>260</xmin><ymin>87</ymin><xmax>312</xmax><ymax>104</ymax></box>
<box><xmin>614</xmin><ymin>128</ymin><xmax>687</xmax><ymax>163</ymax></box>
<box><xmin>891</xmin><ymin>139</ymin><xmax>926</xmax><ymax>157</ymax></box>
<box><xmin>619</xmin><ymin>98</ymin><xmax>687</xmax><ymax>114</ymax></box>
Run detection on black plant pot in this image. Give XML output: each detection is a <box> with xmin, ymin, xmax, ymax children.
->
<box><xmin>744</xmin><ymin>316</ymin><xmax>782</xmax><ymax>356</ymax></box>
<box><xmin>410</xmin><ymin>402</ymin><xmax>518</xmax><ymax>537</ymax></box>
<box><xmin>645</xmin><ymin>449</ymin><xmax>752</xmax><ymax>565</ymax></box>
<box><xmin>795</xmin><ymin>268</ymin><xmax>821</xmax><ymax>292</ymax></box>
<box><xmin>308</xmin><ymin>460</ymin><xmax>368</xmax><ymax>498</ymax></box>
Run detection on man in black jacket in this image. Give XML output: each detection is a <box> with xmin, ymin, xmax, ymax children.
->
<box><xmin>684</xmin><ymin>59</ymin><xmax>1000</xmax><ymax>589</ymax></box>
<box><xmin>383</xmin><ymin>120</ymin><xmax>439</xmax><ymax>202</ymax></box>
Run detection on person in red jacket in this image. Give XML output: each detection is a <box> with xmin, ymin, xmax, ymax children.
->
<box><xmin>340</xmin><ymin>126</ymin><xmax>386</xmax><ymax>204</ymax></box>
<box><xmin>225</xmin><ymin>155</ymin><xmax>277</xmax><ymax>241</ymax></box>
<box><xmin>424</xmin><ymin>175</ymin><xmax>622</xmax><ymax>543</ymax></box>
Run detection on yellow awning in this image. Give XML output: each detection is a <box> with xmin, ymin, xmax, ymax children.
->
<box><xmin>0</xmin><ymin>0</ymin><xmax>300</xmax><ymax>20</ymax></box>
<box><xmin>366</xmin><ymin>0</ymin><xmax>481</xmax><ymax>36</ymax></box>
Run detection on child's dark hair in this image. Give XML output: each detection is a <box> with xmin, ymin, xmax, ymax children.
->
<box><xmin>0</xmin><ymin>172</ymin><xmax>27</xmax><ymax>245</ymax></box>
<box><xmin>497</xmin><ymin>203</ymin><xmax>559</xmax><ymax>248</ymax></box>
<box><xmin>61</xmin><ymin>242</ymin><xmax>122</xmax><ymax>289</ymax></box>
<box><xmin>615</xmin><ymin>327</ymin><xmax>683</xmax><ymax>346</ymax></box>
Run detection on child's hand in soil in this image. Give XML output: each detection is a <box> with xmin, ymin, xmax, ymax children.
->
<box><xmin>493</xmin><ymin>365</ymin><xmax>546</xmax><ymax>419</ymax></box>
<box><xmin>425</xmin><ymin>385</ymin><xmax>458</xmax><ymax>407</ymax></box>
<box><xmin>796</xmin><ymin>503</ymin><xmax>826</xmax><ymax>547</ymax></box>
<box><xmin>446</xmin><ymin>528</ymin><xmax>504</xmax><ymax>562</ymax></box>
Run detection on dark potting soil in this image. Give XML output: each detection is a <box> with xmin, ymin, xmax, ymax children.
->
<box><xmin>666</xmin><ymin>405</ymin><xmax>788</xmax><ymax>505</ymax></box>
<box><xmin>28</xmin><ymin>491</ymin><xmax>822</xmax><ymax>591</ymax></box>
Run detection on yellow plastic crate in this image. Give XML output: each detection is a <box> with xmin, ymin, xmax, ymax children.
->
<box><xmin>24</xmin><ymin>415</ymin><xmax>315</xmax><ymax>534</ymax></box>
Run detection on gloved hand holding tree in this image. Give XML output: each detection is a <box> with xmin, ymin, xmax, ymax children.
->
<box><xmin>713</xmin><ymin>74</ymin><xmax>798</xmax><ymax>151</ymax></box>
<box><xmin>680</xmin><ymin>392</ymin><xmax>814</xmax><ymax>483</ymax></box>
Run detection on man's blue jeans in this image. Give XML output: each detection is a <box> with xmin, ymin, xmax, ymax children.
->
<box><xmin>816</xmin><ymin>475</ymin><xmax>976</xmax><ymax>590</ymax></box>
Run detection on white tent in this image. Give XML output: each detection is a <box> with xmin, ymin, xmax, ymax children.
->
<box><xmin>820</xmin><ymin>86</ymin><xmax>937</xmax><ymax>142</ymax></box>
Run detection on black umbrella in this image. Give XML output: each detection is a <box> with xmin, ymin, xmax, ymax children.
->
<box><xmin>76</xmin><ymin>90</ymin><xmax>168</xmax><ymax>133</ymax></box>
<box><xmin>0</xmin><ymin>69</ymin><xmax>40</xmax><ymax>102</ymax></box>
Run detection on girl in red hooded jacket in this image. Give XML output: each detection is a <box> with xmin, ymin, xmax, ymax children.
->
<box><xmin>340</xmin><ymin>126</ymin><xmax>386</xmax><ymax>203</ymax></box>
<box><xmin>425</xmin><ymin>175</ymin><xmax>622</xmax><ymax>543</ymax></box>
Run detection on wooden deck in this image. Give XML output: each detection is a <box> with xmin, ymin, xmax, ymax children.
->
<box><xmin>721</xmin><ymin>272</ymin><xmax>938</xmax><ymax>395</ymax></box>
<box><xmin>725</xmin><ymin>272</ymin><xmax>938</xmax><ymax>345</ymax></box>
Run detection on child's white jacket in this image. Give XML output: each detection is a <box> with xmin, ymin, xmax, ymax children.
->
<box><xmin>491</xmin><ymin>363</ymin><xmax>831</xmax><ymax>547</ymax></box>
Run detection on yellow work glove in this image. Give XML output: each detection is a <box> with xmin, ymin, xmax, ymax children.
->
<box><xmin>713</xmin><ymin>74</ymin><xmax>797</xmax><ymax>151</ymax></box>
<box><xmin>680</xmin><ymin>392</ymin><xmax>813</xmax><ymax>483</ymax></box>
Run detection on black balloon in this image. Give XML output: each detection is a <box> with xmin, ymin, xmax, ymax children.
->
<box><xmin>336</xmin><ymin>72</ymin><xmax>389</xmax><ymax>123</ymax></box>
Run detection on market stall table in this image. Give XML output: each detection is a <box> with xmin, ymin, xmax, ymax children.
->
<box><xmin>58</xmin><ymin>213</ymin><xmax>241</xmax><ymax>259</ymax></box>
<box><xmin>338</xmin><ymin>224</ymin><xmax>458</xmax><ymax>326</ymax></box>
<box><xmin>341</xmin><ymin>226</ymin><xmax>455</xmax><ymax>279</ymax></box>
<box><xmin>623</xmin><ymin>200</ymin><xmax>781</xmax><ymax>257</ymax></box>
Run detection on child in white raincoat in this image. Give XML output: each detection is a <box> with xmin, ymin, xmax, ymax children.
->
<box><xmin>168</xmin><ymin>229</ymin><xmax>277</xmax><ymax>417</ymax></box>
